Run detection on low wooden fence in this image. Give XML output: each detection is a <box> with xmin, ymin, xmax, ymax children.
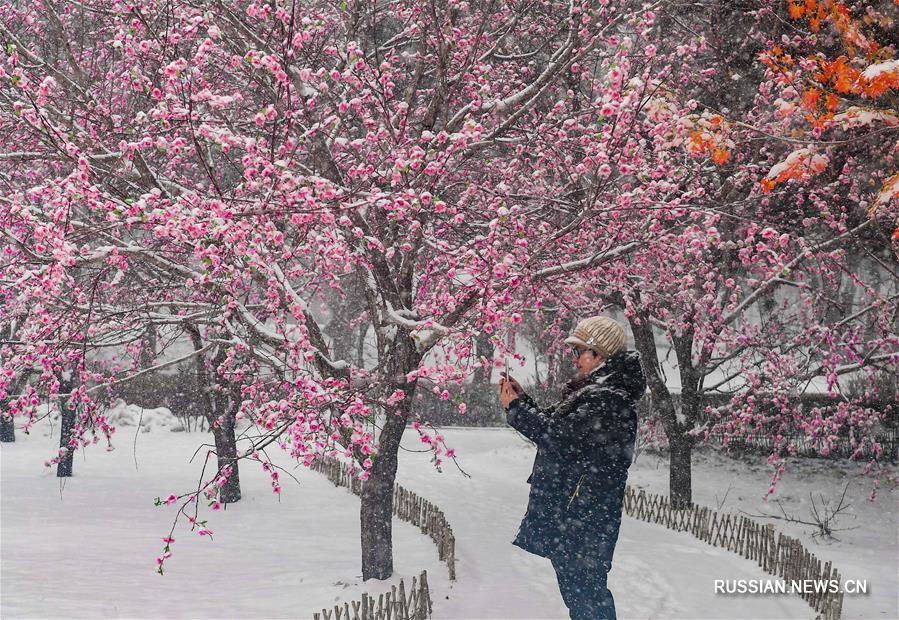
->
<box><xmin>311</xmin><ymin>456</ymin><xmax>457</xmax><ymax>580</ymax></box>
<box><xmin>313</xmin><ymin>570</ymin><xmax>432</xmax><ymax>620</ymax></box>
<box><xmin>704</xmin><ymin>430</ymin><xmax>898</xmax><ymax>461</ymax></box>
<box><xmin>623</xmin><ymin>487</ymin><xmax>843</xmax><ymax>620</ymax></box>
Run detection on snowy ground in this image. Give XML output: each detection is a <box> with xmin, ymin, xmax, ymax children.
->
<box><xmin>0</xmin><ymin>414</ymin><xmax>439</xmax><ymax>618</ymax></box>
<box><xmin>2</xmin><ymin>413</ymin><xmax>896</xmax><ymax>619</ymax></box>
<box><xmin>625</xmin><ymin>443</ymin><xmax>899</xmax><ymax>620</ymax></box>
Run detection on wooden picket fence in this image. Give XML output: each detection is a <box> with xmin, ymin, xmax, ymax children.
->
<box><xmin>705</xmin><ymin>429</ymin><xmax>899</xmax><ymax>461</ymax></box>
<box><xmin>623</xmin><ymin>486</ymin><xmax>844</xmax><ymax>620</ymax></box>
<box><xmin>313</xmin><ymin>570</ymin><xmax>432</xmax><ymax>620</ymax></box>
<box><xmin>311</xmin><ymin>456</ymin><xmax>457</xmax><ymax>581</ymax></box>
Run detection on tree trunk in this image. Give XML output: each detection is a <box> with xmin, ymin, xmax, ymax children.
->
<box><xmin>669</xmin><ymin>433</ymin><xmax>692</xmax><ymax>508</ymax></box>
<box><xmin>0</xmin><ymin>413</ymin><xmax>14</xmax><ymax>442</ymax></box>
<box><xmin>57</xmin><ymin>378</ymin><xmax>75</xmax><ymax>478</ymax></box>
<box><xmin>138</xmin><ymin>324</ymin><xmax>157</xmax><ymax>370</ymax></box>
<box><xmin>360</xmin><ymin>400</ymin><xmax>409</xmax><ymax>580</ymax></box>
<box><xmin>629</xmin><ymin>315</ymin><xmax>695</xmax><ymax>506</ymax></box>
<box><xmin>186</xmin><ymin>325</ymin><xmax>242</xmax><ymax>503</ymax></box>
<box><xmin>360</xmin><ymin>468</ymin><xmax>396</xmax><ymax>580</ymax></box>
<box><xmin>212</xmin><ymin>422</ymin><xmax>241</xmax><ymax>504</ymax></box>
<box><xmin>1</xmin><ymin>376</ymin><xmax>30</xmax><ymax>442</ymax></box>
<box><xmin>471</xmin><ymin>330</ymin><xmax>495</xmax><ymax>386</ymax></box>
<box><xmin>669</xmin><ymin>382</ymin><xmax>702</xmax><ymax>508</ymax></box>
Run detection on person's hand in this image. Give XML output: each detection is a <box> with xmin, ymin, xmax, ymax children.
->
<box><xmin>500</xmin><ymin>372</ymin><xmax>523</xmax><ymax>395</ymax></box>
<box><xmin>499</xmin><ymin>379</ymin><xmax>518</xmax><ymax>408</ymax></box>
<box><xmin>499</xmin><ymin>373</ymin><xmax>523</xmax><ymax>409</ymax></box>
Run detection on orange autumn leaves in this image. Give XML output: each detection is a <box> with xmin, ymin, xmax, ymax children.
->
<box><xmin>761</xmin><ymin>1</ymin><xmax>898</xmax><ymax>245</ymax></box>
<box><xmin>760</xmin><ymin>149</ymin><xmax>830</xmax><ymax>193</ymax></box>
<box><xmin>800</xmin><ymin>87</ymin><xmax>839</xmax><ymax>114</ymax></box>
<box><xmin>815</xmin><ymin>56</ymin><xmax>898</xmax><ymax>99</ymax></box>
<box><xmin>672</xmin><ymin>0</ymin><xmax>897</xmax><ymax>244</ymax></box>
<box><xmin>781</xmin><ymin>0</ymin><xmax>898</xmax><ymax>112</ymax></box>
<box><xmin>687</xmin><ymin>114</ymin><xmax>733</xmax><ymax>165</ymax></box>
<box><xmin>760</xmin><ymin>51</ymin><xmax>897</xmax><ymax>130</ymax></box>
<box><xmin>786</xmin><ymin>0</ymin><xmax>862</xmax><ymax>42</ymax></box>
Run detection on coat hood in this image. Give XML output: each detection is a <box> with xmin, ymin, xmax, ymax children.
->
<box><xmin>565</xmin><ymin>349</ymin><xmax>647</xmax><ymax>403</ymax></box>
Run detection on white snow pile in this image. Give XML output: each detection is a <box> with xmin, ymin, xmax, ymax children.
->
<box><xmin>832</xmin><ymin>106</ymin><xmax>899</xmax><ymax>127</ymax></box>
<box><xmin>862</xmin><ymin>59</ymin><xmax>898</xmax><ymax>80</ymax></box>
<box><xmin>104</xmin><ymin>399</ymin><xmax>181</xmax><ymax>432</ymax></box>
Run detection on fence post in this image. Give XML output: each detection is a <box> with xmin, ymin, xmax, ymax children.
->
<box><xmin>419</xmin><ymin>570</ymin><xmax>431</xmax><ymax>619</ymax></box>
<box><xmin>398</xmin><ymin>579</ymin><xmax>407</xmax><ymax>619</ymax></box>
<box><xmin>361</xmin><ymin>593</ymin><xmax>369</xmax><ymax>620</ymax></box>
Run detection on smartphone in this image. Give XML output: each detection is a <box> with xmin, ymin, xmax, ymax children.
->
<box><xmin>502</xmin><ymin>358</ymin><xmax>522</xmax><ymax>396</ymax></box>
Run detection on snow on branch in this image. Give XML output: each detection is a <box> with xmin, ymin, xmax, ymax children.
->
<box><xmin>384</xmin><ymin>300</ymin><xmax>451</xmax><ymax>353</ymax></box>
<box><xmin>533</xmin><ymin>241</ymin><xmax>641</xmax><ymax>280</ymax></box>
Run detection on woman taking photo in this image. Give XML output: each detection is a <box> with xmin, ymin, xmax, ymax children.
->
<box><xmin>499</xmin><ymin>316</ymin><xmax>647</xmax><ymax>620</ymax></box>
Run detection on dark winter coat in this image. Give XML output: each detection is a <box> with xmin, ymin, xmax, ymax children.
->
<box><xmin>507</xmin><ymin>350</ymin><xmax>646</xmax><ymax>563</ymax></box>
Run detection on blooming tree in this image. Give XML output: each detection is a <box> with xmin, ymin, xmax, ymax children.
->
<box><xmin>0</xmin><ymin>0</ymin><xmax>664</xmax><ymax>578</ymax></box>
<box><xmin>4</xmin><ymin>0</ymin><xmax>892</xmax><ymax>581</ymax></box>
<box><xmin>759</xmin><ymin>0</ymin><xmax>898</xmax><ymax>251</ymax></box>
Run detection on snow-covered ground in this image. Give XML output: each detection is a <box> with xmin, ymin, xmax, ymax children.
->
<box><xmin>625</xmin><ymin>444</ymin><xmax>899</xmax><ymax>620</ymax></box>
<box><xmin>2</xmin><ymin>414</ymin><xmax>896</xmax><ymax>619</ymax></box>
<box><xmin>0</xmin><ymin>415</ymin><xmax>438</xmax><ymax>618</ymax></box>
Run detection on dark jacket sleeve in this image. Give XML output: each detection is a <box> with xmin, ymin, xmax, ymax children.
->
<box><xmin>506</xmin><ymin>392</ymin><xmax>550</xmax><ymax>444</ymax></box>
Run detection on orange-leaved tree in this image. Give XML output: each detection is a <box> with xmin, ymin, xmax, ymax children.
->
<box><xmin>761</xmin><ymin>0</ymin><xmax>898</xmax><ymax>251</ymax></box>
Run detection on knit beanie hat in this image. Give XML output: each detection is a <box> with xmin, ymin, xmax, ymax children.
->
<box><xmin>563</xmin><ymin>316</ymin><xmax>626</xmax><ymax>357</ymax></box>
